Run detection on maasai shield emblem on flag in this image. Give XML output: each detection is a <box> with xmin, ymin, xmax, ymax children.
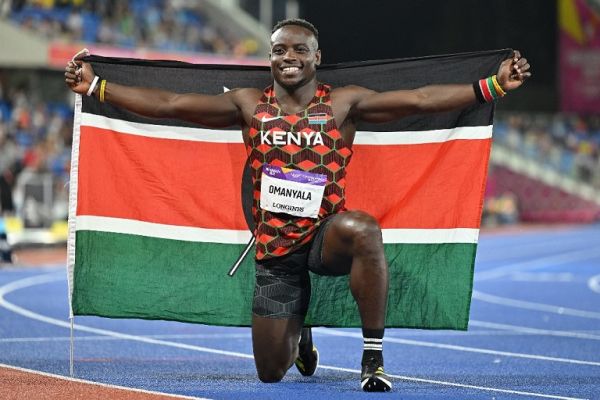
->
<box><xmin>67</xmin><ymin>50</ymin><xmax>510</xmax><ymax>329</ymax></box>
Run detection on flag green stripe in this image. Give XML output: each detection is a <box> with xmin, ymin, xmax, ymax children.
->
<box><xmin>73</xmin><ymin>230</ymin><xmax>475</xmax><ymax>329</ymax></box>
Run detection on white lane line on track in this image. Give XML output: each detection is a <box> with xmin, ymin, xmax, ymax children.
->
<box><xmin>469</xmin><ymin>321</ymin><xmax>600</xmax><ymax>342</ymax></box>
<box><xmin>0</xmin><ymin>273</ymin><xmax>589</xmax><ymax>400</ymax></box>
<box><xmin>324</xmin><ymin>364</ymin><xmax>588</xmax><ymax>400</ymax></box>
<box><xmin>0</xmin><ymin>362</ymin><xmax>206</xmax><ymax>400</ymax></box>
<box><xmin>508</xmin><ymin>272</ymin><xmax>576</xmax><ymax>282</ymax></box>
<box><xmin>588</xmin><ymin>274</ymin><xmax>600</xmax><ymax>294</ymax></box>
<box><xmin>472</xmin><ymin>290</ymin><xmax>600</xmax><ymax>320</ymax></box>
<box><xmin>0</xmin><ymin>274</ymin><xmax>256</xmax><ymax>360</ymax></box>
<box><xmin>316</xmin><ymin>328</ymin><xmax>600</xmax><ymax>367</ymax></box>
<box><xmin>475</xmin><ymin>248</ymin><xmax>600</xmax><ymax>282</ymax></box>
<box><xmin>0</xmin><ymin>333</ymin><xmax>251</xmax><ymax>343</ymax></box>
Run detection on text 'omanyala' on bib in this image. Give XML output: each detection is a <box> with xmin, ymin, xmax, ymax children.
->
<box><xmin>260</xmin><ymin>164</ymin><xmax>327</xmax><ymax>218</ymax></box>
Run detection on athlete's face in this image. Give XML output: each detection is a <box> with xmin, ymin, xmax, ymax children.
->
<box><xmin>270</xmin><ymin>25</ymin><xmax>321</xmax><ymax>90</ymax></box>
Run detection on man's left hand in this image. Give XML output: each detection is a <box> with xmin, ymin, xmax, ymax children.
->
<box><xmin>497</xmin><ymin>50</ymin><xmax>531</xmax><ymax>92</ymax></box>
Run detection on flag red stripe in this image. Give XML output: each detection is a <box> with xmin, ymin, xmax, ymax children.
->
<box><xmin>346</xmin><ymin>139</ymin><xmax>491</xmax><ymax>229</ymax></box>
<box><xmin>77</xmin><ymin>126</ymin><xmax>249</xmax><ymax>230</ymax></box>
<box><xmin>77</xmin><ymin>125</ymin><xmax>490</xmax><ymax>229</ymax></box>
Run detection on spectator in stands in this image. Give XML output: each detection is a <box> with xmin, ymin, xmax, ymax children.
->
<box><xmin>495</xmin><ymin>112</ymin><xmax>600</xmax><ymax>188</ymax></box>
<box><xmin>0</xmin><ymin>78</ymin><xmax>72</xmax><ymax>225</ymax></box>
<box><xmin>6</xmin><ymin>0</ymin><xmax>260</xmax><ymax>56</ymax></box>
<box><xmin>0</xmin><ymin>125</ymin><xmax>20</xmax><ymax>214</ymax></box>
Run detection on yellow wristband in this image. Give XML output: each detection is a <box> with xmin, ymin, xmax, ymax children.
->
<box><xmin>491</xmin><ymin>75</ymin><xmax>506</xmax><ymax>97</ymax></box>
<box><xmin>99</xmin><ymin>79</ymin><xmax>107</xmax><ymax>103</ymax></box>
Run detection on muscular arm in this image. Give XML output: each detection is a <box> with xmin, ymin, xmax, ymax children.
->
<box><xmin>352</xmin><ymin>84</ymin><xmax>477</xmax><ymax>123</ymax></box>
<box><xmin>100</xmin><ymin>81</ymin><xmax>242</xmax><ymax>127</ymax></box>
<box><xmin>66</xmin><ymin>59</ymin><xmax>253</xmax><ymax>127</ymax></box>
<box><xmin>342</xmin><ymin>51</ymin><xmax>531</xmax><ymax>124</ymax></box>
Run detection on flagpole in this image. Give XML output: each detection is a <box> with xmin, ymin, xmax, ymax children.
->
<box><xmin>69</xmin><ymin>316</ymin><xmax>74</xmax><ymax>377</ymax></box>
<box><xmin>228</xmin><ymin>236</ymin><xmax>255</xmax><ymax>276</ymax></box>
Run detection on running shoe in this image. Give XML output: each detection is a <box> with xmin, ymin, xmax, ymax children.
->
<box><xmin>361</xmin><ymin>357</ymin><xmax>392</xmax><ymax>392</ymax></box>
<box><xmin>295</xmin><ymin>327</ymin><xmax>319</xmax><ymax>376</ymax></box>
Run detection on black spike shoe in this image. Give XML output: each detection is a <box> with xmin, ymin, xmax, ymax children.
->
<box><xmin>295</xmin><ymin>327</ymin><xmax>319</xmax><ymax>376</ymax></box>
<box><xmin>361</xmin><ymin>357</ymin><xmax>392</xmax><ymax>392</ymax></box>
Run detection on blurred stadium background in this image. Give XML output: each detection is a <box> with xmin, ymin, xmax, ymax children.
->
<box><xmin>0</xmin><ymin>0</ymin><xmax>598</xmax><ymax>264</ymax></box>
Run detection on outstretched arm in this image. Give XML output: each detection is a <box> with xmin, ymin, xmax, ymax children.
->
<box><xmin>65</xmin><ymin>54</ymin><xmax>245</xmax><ymax>127</ymax></box>
<box><xmin>350</xmin><ymin>50</ymin><xmax>531</xmax><ymax>123</ymax></box>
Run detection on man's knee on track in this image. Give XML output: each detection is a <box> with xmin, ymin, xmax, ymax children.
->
<box><xmin>257</xmin><ymin>367</ymin><xmax>287</xmax><ymax>383</ymax></box>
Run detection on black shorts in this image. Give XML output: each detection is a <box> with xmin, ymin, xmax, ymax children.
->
<box><xmin>252</xmin><ymin>215</ymin><xmax>344</xmax><ymax>319</ymax></box>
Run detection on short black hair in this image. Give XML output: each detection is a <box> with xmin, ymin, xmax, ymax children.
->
<box><xmin>271</xmin><ymin>18</ymin><xmax>319</xmax><ymax>42</ymax></box>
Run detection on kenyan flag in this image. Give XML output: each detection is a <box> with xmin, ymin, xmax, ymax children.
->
<box><xmin>68</xmin><ymin>50</ymin><xmax>509</xmax><ymax>329</ymax></box>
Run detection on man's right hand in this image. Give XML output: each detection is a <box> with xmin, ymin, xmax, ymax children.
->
<box><xmin>61</xmin><ymin>49</ymin><xmax>252</xmax><ymax>128</ymax></box>
<box><xmin>64</xmin><ymin>50</ymin><xmax>96</xmax><ymax>95</ymax></box>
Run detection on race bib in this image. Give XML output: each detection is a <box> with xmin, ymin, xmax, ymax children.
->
<box><xmin>260</xmin><ymin>164</ymin><xmax>327</xmax><ymax>218</ymax></box>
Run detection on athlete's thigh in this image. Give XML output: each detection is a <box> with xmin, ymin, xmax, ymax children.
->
<box><xmin>251</xmin><ymin>254</ymin><xmax>310</xmax><ymax>373</ymax></box>
<box><xmin>252</xmin><ymin>315</ymin><xmax>303</xmax><ymax>372</ymax></box>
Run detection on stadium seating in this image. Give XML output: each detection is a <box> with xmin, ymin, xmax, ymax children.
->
<box><xmin>0</xmin><ymin>85</ymin><xmax>72</xmax><ymax>228</ymax></box>
<box><xmin>6</xmin><ymin>0</ymin><xmax>259</xmax><ymax>56</ymax></box>
<box><xmin>494</xmin><ymin>113</ymin><xmax>600</xmax><ymax>188</ymax></box>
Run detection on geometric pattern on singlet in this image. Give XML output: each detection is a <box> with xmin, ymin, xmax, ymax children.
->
<box><xmin>247</xmin><ymin>83</ymin><xmax>353</xmax><ymax>260</ymax></box>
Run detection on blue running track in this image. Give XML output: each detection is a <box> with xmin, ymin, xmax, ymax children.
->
<box><xmin>1</xmin><ymin>225</ymin><xmax>599</xmax><ymax>399</ymax></box>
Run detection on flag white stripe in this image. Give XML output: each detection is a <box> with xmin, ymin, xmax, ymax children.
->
<box><xmin>353</xmin><ymin>126</ymin><xmax>492</xmax><ymax>145</ymax></box>
<box><xmin>364</xmin><ymin>338</ymin><xmax>384</xmax><ymax>343</ymax></box>
<box><xmin>363</xmin><ymin>344</ymin><xmax>383</xmax><ymax>349</ymax></box>
<box><xmin>75</xmin><ymin>216</ymin><xmax>479</xmax><ymax>244</ymax></box>
<box><xmin>81</xmin><ymin>112</ymin><xmax>242</xmax><ymax>143</ymax></box>
<box><xmin>382</xmin><ymin>228</ymin><xmax>479</xmax><ymax>244</ymax></box>
<box><xmin>81</xmin><ymin>113</ymin><xmax>492</xmax><ymax>145</ymax></box>
<box><xmin>76</xmin><ymin>216</ymin><xmax>252</xmax><ymax>244</ymax></box>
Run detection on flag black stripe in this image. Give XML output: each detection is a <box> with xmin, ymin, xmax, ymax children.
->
<box><xmin>81</xmin><ymin>49</ymin><xmax>509</xmax><ymax>132</ymax></box>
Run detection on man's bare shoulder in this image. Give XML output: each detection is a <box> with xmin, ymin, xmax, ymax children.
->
<box><xmin>330</xmin><ymin>85</ymin><xmax>377</xmax><ymax>107</ymax></box>
<box><xmin>226</xmin><ymin>87</ymin><xmax>262</xmax><ymax>110</ymax></box>
<box><xmin>223</xmin><ymin>87</ymin><xmax>263</xmax><ymax>123</ymax></box>
<box><xmin>330</xmin><ymin>84</ymin><xmax>373</xmax><ymax>94</ymax></box>
<box><xmin>227</xmin><ymin>87</ymin><xmax>262</xmax><ymax>100</ymax></box>
<box><xmin>331</xmin><ymin>85</ymin><xmax>376</xmax><ymax>98</ymax></box>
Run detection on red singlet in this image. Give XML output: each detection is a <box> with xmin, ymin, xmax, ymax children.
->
<box><xmin>247</xmin><ymin>83</ymin><xmax>353</xmax><ymax>260</ymax></box>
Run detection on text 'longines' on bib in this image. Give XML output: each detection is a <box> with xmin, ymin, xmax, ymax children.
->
<box><xmin>260</xmin><ymin>164</ymin><xmax>327</xmax><ymax>218</ymax></box>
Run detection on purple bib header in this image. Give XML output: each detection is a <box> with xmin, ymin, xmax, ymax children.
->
<box><xmin>263</xmin><ymin>164</ymin><xmax>327</xmax><ymax>186</ymax></box>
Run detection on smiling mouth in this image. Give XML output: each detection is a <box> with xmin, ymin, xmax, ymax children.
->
<box><xmin>281</xmin><ymin>66</ymin><xmax>302</xmax><ymax>75</ymax></box>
